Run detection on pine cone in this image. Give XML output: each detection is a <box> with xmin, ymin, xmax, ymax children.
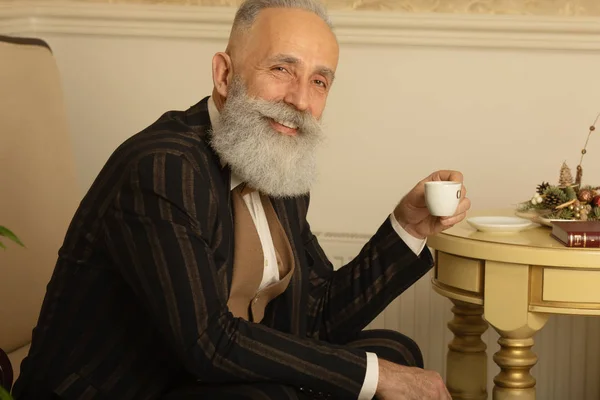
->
<box><xmin>578</xmin><ymin>189</ymin><xmax>594</xmax><ymax>203</ymax></box>
<box><xmin>536</xmin><ymin>181</ymin><xmax>550</xmax><ymax>195</ymax></box>
<box><xmin>544</xmin><ymin>192</ymin><xmax>564</xmax><ymax>208</ymax></box>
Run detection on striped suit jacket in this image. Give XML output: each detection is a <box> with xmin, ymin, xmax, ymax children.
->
<box><xmin>12</xmin><ymin>97</ymin><xmax>434</xmax><ymax>400</ymax></box>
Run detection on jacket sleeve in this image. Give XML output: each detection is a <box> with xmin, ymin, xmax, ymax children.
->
<box><xmin>101</xmin><ymin>151</ymin><xmax>369</xmax><ymax>398</ymax></box>
<box><xmin>301</xmin><ymin>197</ymin><xmax>434</xmax><ymax>344</ymax></box>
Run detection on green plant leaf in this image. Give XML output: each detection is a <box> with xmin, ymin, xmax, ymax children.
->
<box><xmin>0</xmin><ymin>386</ymin><xmax>14</xmax><ymax>400</ymax></box>
<box><xmin>565</xmin><ymin>186</ymin><xmax>577</xmax><ymax>200</ymax></box>
<box><xmin>0</xmin><ymin>240</ymin><xmax>5</xmax><ymax>250</ymax></box>
<box><xmin>0</xmin><ymin>226</ymin><xmax>24</xmax><ymax>247</ymax></box>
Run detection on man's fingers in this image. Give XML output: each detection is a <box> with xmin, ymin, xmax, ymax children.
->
<box><xmin>439</xmin><ymin>197</ymin><xmax>471</xmax><ymax>227</ymax></box>
<box><xmin>456</xmin><ymin>197</ymin><xmax>471</xmax><ymax>215</ymax></box>
<box><xmin>440</xmin><ymin>212</ymin><xmax>466</xmax><ymax>227</ymax></box>
<box><xmin>445</xmin><ymin>385</ymin><xmax>453</xmax><ymax>400</ymax></box>
<box><xmin>448</xmin><ymin>170</ymin><xmax>464</xmax><ymax>183</ymax></box>
<box><xmin>435</xmin><ymin>379</ymin><xmax>451</xmax><ymax>400</ymax></box>
<box><xmin>429</xmin><ymin>170</ymin><xmax>464</xmax><ymax>183</ymax></box>
<box><xmin>431</xmin><ymin>372</ymin><xmax>451</xmax><ymax>400</ymax></box>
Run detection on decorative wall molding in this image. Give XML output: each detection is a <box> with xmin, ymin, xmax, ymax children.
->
<box><xmin>331</xmin><ymin>0</ymin><xmax>600</xmax><ymax>15</ymax></box>
<box><xmin>2</xmin><ymin>1</ymin><xmax>600</xmax><ymax>50</ymax></box>
<box><xmin>27</xmin><ymin>0</ymin><xmax>600</xmax><ymax>17</ymax></box>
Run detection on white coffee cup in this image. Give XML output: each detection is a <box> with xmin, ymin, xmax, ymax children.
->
<box><xmin>424</xmin><ymin>181</ymin><xmax>462</xmax><ymax>217</ymax></box>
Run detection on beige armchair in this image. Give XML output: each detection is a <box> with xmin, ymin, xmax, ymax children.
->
<box><xmin>0</xmin><ymin>35</ymin><xmax>79</xmax><ymax>392</ymax></box>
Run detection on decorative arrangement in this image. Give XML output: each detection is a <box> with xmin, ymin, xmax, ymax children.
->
<box><xmin>517</xmin><ymin>113</ymin><xmax>600</xmax><ymax>222</ymax></box>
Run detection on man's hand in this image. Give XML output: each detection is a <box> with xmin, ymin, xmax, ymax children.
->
<box><xmin>376</xmin><ymin>359</ymin><xmax>451</xmax><ymax>400</ymax></box>
<box><xmin>393</xmin><ymin>170</ymin><xmax>471</xmax><ymax>239</ymax></box>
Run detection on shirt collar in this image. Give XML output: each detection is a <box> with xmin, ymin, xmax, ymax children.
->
<box><xmin>208</xmin><ymin>96</ymin><xmax>242</xmax><ymax>191</ymax></box>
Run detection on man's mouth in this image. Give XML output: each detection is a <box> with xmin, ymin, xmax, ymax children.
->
<box><xmin>268</xmin><ymin>117</ymin><xmax>298</xmax><ymax>136</ymax></box>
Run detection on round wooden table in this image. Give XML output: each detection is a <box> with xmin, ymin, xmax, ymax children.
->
<box><xmin>428</xmin><ymin>209</ymin><xmax>600</xmax><ymax>400</ymax></box>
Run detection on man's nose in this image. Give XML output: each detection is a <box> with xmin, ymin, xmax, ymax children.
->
<box><xmin>283</xmin><ymin>81</ymin><xmax>310</xmax><ymax>113</ymax></box>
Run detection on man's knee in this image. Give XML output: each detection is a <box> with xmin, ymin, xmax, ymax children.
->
<box><xmin>373</xmin><ymin>329</ymin><xmax>423</xmax><ymax>367</ymax></box>
<box><xmin>163</xmin><ymin>382</ymin><xmax>308</xmax><ymax>400</ymax></box>
<box><xmin>348</xmin><ymin>329</ymin><xmax>424</xmax><ymax>368</ymax></box>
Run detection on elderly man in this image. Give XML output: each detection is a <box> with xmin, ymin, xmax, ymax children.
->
<box><xmin>13</xmin><ymin>0</ymin><xmax>469</xmax><ymax>399</ymax></box>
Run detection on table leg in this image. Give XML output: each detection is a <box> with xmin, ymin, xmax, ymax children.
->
<box><xmin>491</xmin><ymin>331</ymin><xmax>539</xmax><ymax>400</ymax></box>
<box><xmin>483</xmin><ymin>261</ymin><xmax>549</xmax><ymax>400</ymax></box>
<box><xmin>446</xmin><ymin>299</ymin><xmax>488</xmax><ymax>400</ymax></box>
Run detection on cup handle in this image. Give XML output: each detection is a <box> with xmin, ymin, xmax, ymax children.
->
<box><xmin>456</xmin><ymin>189</ymin><xmax>461</xmax><ymax>199</ymax></box>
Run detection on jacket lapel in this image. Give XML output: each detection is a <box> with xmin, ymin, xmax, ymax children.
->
<box><xmin>270</xmin><ymin>197</ymin><xmax>307</xmax><ymax>336</ymax></box>
<box><xmin>183</xmin><ymin>98</ymin><xmax>235</xmax><ymax>300</ymax></box>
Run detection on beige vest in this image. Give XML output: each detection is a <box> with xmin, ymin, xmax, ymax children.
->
<box><xmin>226</xmin><ymin>184</ymin><xmax>295</xmax><ymax>323</ymax></box>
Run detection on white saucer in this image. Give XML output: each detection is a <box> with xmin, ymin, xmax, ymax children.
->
<box><xmin>467</xmin><ymin>216</ymin><xmax>538</xmax><ymax>233</ymax></box>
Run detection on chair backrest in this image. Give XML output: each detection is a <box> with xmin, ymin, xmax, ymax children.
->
<box><xmin>0</xmin><ymin>348</ymin><xmax>13</xmax><ymax>391</ymax></box>
<box><xmin>0</xmin><ymin>35</ymin><xmax>80</xmax><ymax>384</ymax></box>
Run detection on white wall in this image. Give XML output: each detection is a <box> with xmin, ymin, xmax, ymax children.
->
<box><xmin>36</xmin><ymin>34</ymin><xmax>600</xmax><ymax>235</ymax></box>
<box><xmin>3</xmin><ymin>2</ymin><xmax>600</xmax><ymax>398</ymax></box>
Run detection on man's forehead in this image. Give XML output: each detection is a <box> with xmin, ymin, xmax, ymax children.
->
<box><xmin>248</xmin><ymin>8</ymin><xmax>339</xmax><ymax>69</ymax></box>
<box><xmin>251</xmin><ymin>7</ymin><xmax>333</xmax><ymax>33</ymax></box>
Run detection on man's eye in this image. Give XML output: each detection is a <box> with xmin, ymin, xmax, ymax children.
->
<box><xmin>314</xmin><ymin>80</ymin><xmax>326</xmax><ymax>88</ymax></box>
<box><xmin>274</xmin><ymin>67</ymin><xmax>287</xmax><ymax>73</ymax></box>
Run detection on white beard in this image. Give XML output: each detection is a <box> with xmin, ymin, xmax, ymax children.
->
<box><xmin>209</xmin><ymin>76</ymin><xmax>324</xmax><ymax>198</ymax></box>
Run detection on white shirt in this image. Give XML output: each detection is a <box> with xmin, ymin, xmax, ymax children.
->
<box><xmin>207</xmin><ymin>96</ymin><xmax>426</xmax><ymax>399</ymax></box>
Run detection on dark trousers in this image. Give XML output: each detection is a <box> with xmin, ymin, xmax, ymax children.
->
<box><xmin>162</xmin><ymin>329</ymin><xmax>423</xmax><ymax>400</ymax></box>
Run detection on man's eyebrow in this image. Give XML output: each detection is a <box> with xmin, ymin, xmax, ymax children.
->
<box><xmin>268</xmin><ymin>53</ymin><xmax>336</xmax><ymax>82</ymax></box>
<box><xmin>316</xmin><ymin>66</ymin><xmax>335</xmax><ymax>83</ymax></box>
<box><xmin>268</xmin><ymin>53</ymin><xmax>300</xmax><ymax>65</ymax></box>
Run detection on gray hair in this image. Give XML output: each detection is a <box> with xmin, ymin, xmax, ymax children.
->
<box><xmin>232</xmin><ymin>0</ymin><xmax>333</xmax><ymax>31</ymax></box>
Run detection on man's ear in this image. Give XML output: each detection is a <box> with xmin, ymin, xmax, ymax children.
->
<box><xmin>212</xmin><ymin>52</ymin><xmax>233</xmax><ymax>98</ymax></box>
